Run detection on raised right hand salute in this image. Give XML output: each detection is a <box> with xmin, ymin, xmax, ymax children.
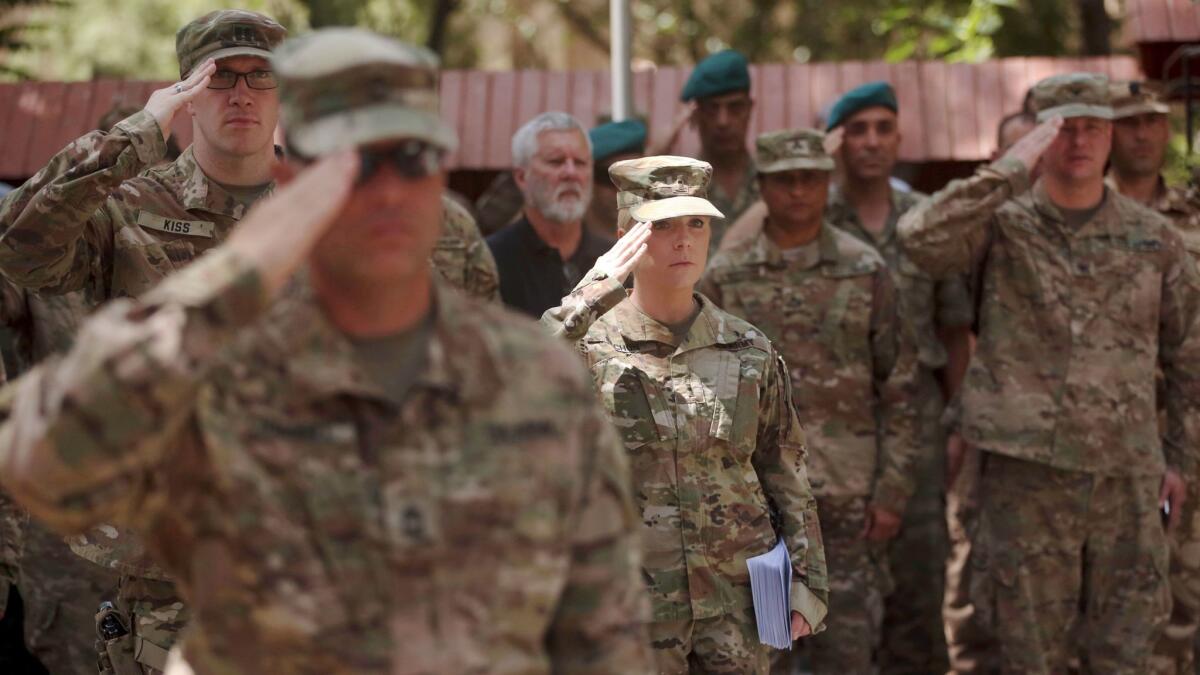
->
<box><xmin>143</xmin><ymin>59</ymin><xmax>217</xmax><ymax>142</ymax></box>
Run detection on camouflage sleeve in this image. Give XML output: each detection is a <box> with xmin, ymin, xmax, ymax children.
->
<box><xmin>897</xmin><ymin>157</ymin><xmax>1030</xmax><ymax>280</ymax></box>
<box><xmin>0</xmin><ymin>247</ymin><xmax>269</xmax><ymax>534</ymax></box>
<box><xmin>0</xmin><ymin>110</ymin><xmax>167</xmax><ymax>294</ymax></box>
<box><xmin>547</xmin><ymin>377</ymin><xmax>654</xmax><ymax>674</ymax></box>
<box><xmin>540</xmin><ymin>269</ymin><xmax>627</xmax><ymax>342</ymax></box>
<box><xmin>869</xmin><ymin>268</ymin><xmax>922</xmax><ymax>515</ymax></box>
<box><xmin>437</xmin><ymin>197</ymin><xmax>500</xmax><ymax>302</ymax></box>
<box><xmin>1159</xmin><ymin>229</ymin><xmax>1200</xmax><ymax>477</ymax></box>
<box><xmin>753</xmin><ymin>350</ymin><xmax>829</xmax><ymax>632</ymax></box>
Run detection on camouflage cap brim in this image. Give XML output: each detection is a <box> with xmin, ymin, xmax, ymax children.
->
<box><xmin>1114</xmin><ymin>101</ymin><xmax>1171</xmax><ymax>119</ymax></box>
<box><xmin>1036</xmin><ymin>103</ymin><xmax>1114</xmax><ymax>122</ymax></box>
<box><xmin>187</xmin><ymin>45</ymin><xmax>274</xmax><ymax>75</ymax></box>
<box><xmin>631</xmin><ymin>195</ymin><xmax>724</xmax><ymax>223</ymax></box>
<box><xmin>288</xmin><ymin>103</ymin><xmax>459</xmax><ymax>158</ymax></box>
<box><xmin>758</xmin><ymin>156</ymin><xmax>835</xmax><ymax>174</ymax></box>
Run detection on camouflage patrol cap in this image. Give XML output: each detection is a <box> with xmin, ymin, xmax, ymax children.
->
<box><xmin>273</xmin><ymin>28</ymin><xmax>458</xmax><ymax>159</ymax></box>
<box><xmin>756</xmin><ymin>128</ymin><xmax>835</xmax><ymax>173</ymax></box>
<box><xmin>1029</xmin><ymin>73</ymin><xmax>1114</xmax><ymax>122</ymax></box>
<box><xmin>610</xmin><ymin>155</ymin><xmax>724</xmax><ymax>224</ymax></box>
<box><xmin>1112</xmin><ymin>81</ymin><xmax>1171</xmax><ymax>119</ymax></box>
<box><xmin>176</xmin><ymin>10</ymin><xmax>286</xmax><ymax>78</ymax></box>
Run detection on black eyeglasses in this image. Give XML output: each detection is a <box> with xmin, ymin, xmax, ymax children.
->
<box><xmin>207</xmin><ymin>70</ymin><xmax>278</xmax><ymax>90</ymax></box>
<box><xmin>358</xmin><ymin>141</ymin><xmax>443</xmax><ymax>183</ymax></box>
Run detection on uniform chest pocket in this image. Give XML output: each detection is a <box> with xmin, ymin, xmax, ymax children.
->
<box><xmin>1092</xmin><ymin>240</ymin><xmax>1162</xmax><ymax>330</ymax></box>
<box><xmin>598</xmin><ymin>362</ymin><xmax>678</xmax><ymax>449</ymax></box>
<box><xmin>709</xmin><ymin>350</ymin><xmax>765</xmax><ymax>451</ymax></box>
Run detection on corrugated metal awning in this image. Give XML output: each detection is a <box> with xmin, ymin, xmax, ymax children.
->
<box><xmin>0</xmin><ymin>55</ymin><xmax>1141</xmax><ymax>181</ymax></box>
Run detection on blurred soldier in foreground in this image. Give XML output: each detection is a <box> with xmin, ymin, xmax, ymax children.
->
<box><xmin>701</xmin><ymin>129</ymin><xmax>920</xmax><ymax>674</ymax></box>
<box><xmin>900</xmin><ymin>72</ymin><xmax>1200</xmax><ymax>674</ymax></box>
<box><xmin>0</xmin><ymin>27</ymin><xmax>653</xmax><ymax>674</ymax></box>
<box><xmin>542</xmin><ymin>155</ymin><xmax>829</xmax><ymax>674</ymax></box>
<box><xmin>1108</xmin><ymin>81</ymin><xmax>1200</xmax><ymax>675</ymax></box>
<box><xmin>0</xmin><ymin>10</ymin><xmax>292</xmax><ymax>670</ymax></box>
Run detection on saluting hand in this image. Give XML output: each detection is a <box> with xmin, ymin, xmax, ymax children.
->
<box><xmin>144</xmin><ymin>59</ymin><xmax>217</xmax><ymax>142</ymax></box>
<box><xmin>822</xmin><ymin>126</ymin><xmax>844</xmax><ymax>157</ymax></box>
<box><xmin>1002</xmin><ymin>115</ymin><xmax>1063</xmax><ymax>175</ymax></box>
<box><xmin>593</xmin><ymin>221</ymin><xmax>652</xmax><ymax>284</ymax></box>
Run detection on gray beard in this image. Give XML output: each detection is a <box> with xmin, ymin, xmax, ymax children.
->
<box><xmin>528</xmin><ymin>180</ymin><xmax>592</xmax><ymax>225</ymax></box>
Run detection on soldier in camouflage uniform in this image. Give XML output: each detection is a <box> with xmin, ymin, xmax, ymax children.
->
<box><xmin>0</xmin><ymin>282</ymin><xmax>122</xmax><ymax>675</ymax></box>
<box><xmin>899</xmin><ymin>72</ymin><xmax>1200</xmax><ymax>674</ymax></box>
<box><xmin>699</xmin><ymin>129</ymin><xmax>920</xmax><ymax>674</ymax></box>
<box><xmin>0</xmin><ymin>27</ymin><xmax>653</xmax><ymax>675</ymax></box>
<box><xmin>1106</xmin><ymin>82</ymin><xmax>1200</xmax><ymax>675</ymax></box>
<box><xmin>0</xmin><ymin>10</ymin><xmax>289</xmax><ymax>672</ymax></box>
<box><xmin>678</xmin><ymin>50</ymin><xmax>760</xmax><ymax>255</ymax></box>
<box><xmin>542</xmin><ymin>155</ymin><xmax>829</xmax><ymax>674</ymax></box>
<box><xmin>0</xmin><ymin>11</ymin><xmax>500</xmax><ymax>671</ymax></box>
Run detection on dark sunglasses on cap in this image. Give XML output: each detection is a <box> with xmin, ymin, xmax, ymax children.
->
<box><xmin>357</xmin><ymin>141</ymin><xmax>443</xmax><ymax>183</ymax></box>
<box><xmin>207</xmin><ymin>70</ymin><xmax>278</xmax><ymax>90</ymax></box>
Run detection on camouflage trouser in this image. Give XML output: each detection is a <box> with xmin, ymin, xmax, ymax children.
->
<box><xmin>98</xmin><ymin>575</ymin><xmax>187</xmax><ymax>675</ymax></box>
<box><xmin>648</xmin><ymin>607</ymin><xmax>769</xmax><ymax>674</ymax></box>
<box><xmin>943</xmin><ymin>443</ymin><xmax>996</xmax><ymax>674</ymax></box>
<box><xmin>880</xmin><ymin>436</ymin><xmax>950</xmax><ymax>675</ymax></box>
<box><xmin>796</xmin><ymin>495</ymin><xmax>888</xmax><ymax>675</ymax></box>
<box><xmin>19</xmin><ymin>520</ymin><xmax>119</xmax><ymax>675</ymax></box>
<box><xmin>974</xmin><ymin>452</ymin><xmax>1170</xmax><ymax>675</ymax></box>
<box><xmin>1149</xmin><ymin>481</ymin><xmax>1200</xmax><ymax>675</ymax></box>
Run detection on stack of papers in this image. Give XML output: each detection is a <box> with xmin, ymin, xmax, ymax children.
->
<box><xmin>747</xmin><ymin>538</ymin><xmax>793</xmax><ymax>650</ymax></box>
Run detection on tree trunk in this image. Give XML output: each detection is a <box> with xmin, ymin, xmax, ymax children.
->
<box><xmin>1077</xmin><ymin>0</ymin><xmax>1112</xmax><ymax>55</ymax></box>
<box><xmin>426</xmin><ymin>0</ymin><xmax>459</xmax><ymax>55</ymax></box>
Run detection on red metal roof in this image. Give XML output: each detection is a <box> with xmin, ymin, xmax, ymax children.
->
<box><xmin>0</xmin><ymin>56</ymin><xmax>1140</xmax><ymax>181</ymax></box>
<box><xmin>1126</xmin><ymin>0</ymin><xmax>1200</xmax><ymax>43</ymax></box>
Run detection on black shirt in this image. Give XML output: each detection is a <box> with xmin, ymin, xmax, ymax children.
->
<box><xmin>486</xmin><ymin>216</ymin><xmax>614</xmax><ymax>317</ymax></box>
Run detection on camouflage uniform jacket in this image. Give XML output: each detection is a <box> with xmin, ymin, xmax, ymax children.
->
<box><xmin>542</xmin><ymin>272</ymin><xmax>829</xmax><ymax>628</ymax></box>
<box><xmin>1149</xmin><ymin>180</ymin><xmax>1200</xmax><ymax>259</ymax></box>
<box><xmin>825</xmin><ymin>187</ymin><xmax>974</xmax><ymax>370</ymax></box>
<box><xmin>700</xmin><ymin>223</ymin><xmax>922</xmax><ymax>513</ymax></box>
<box><xmin>897</xmin><ymin>159</ymin><xmax>1200</xmax><ymax>477</ymax></box>
<box><xmin>0</xmin><ymin>110</ymin><xmax>500</xmax><ymax>577</ymax></box>
<box><xmin>708</xmin><ymin>158</ymin><xmax>760</xmax><ymax>257</ymax></box>
<box><xmin>0</xmin><ymin>247</ymin><xmax>654</xmax><ymax>674</ymax></box>
<box><xmin>0</xmin><ymin>110</ymin><xmax>252</xmax><ymax>299</ymax></box>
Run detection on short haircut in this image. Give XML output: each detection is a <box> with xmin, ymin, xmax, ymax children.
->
<box><xmin>511</xmin><ymin>112</ymin><xmax>592</xmax><ymax>168</ymax></box>
<box><xmin>996</xmin><ymin>110</ymin><xmax>1036</xmax><ymax>149</ymax></box>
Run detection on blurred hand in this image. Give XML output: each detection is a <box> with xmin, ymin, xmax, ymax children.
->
<box><xmin>861</xmin><ymin>504</ymin><xmax>903</xmax><ymax>542</ymax></box>
<box><xmin>823</xmin><ymin>126</ymin><xmax>844</xmax><ymax>157</ymax></box>
<box><xmin>647</xmin><ymin>103</ymin><xmax>695</xmax><ymax>156</ymax></box>
<box><xmin>945</xmin><ymin>432</ymin><xmax>970</xmax><ymax>489</ymax></box>
<box><xmin>790</xmin><ymin>611</ymin><xmax>812</xmax><ymax>640</ymax></box>
<box><xmin>1161</xmin><ymin>469</ymin><xmax>1187</xmax><ymax>531</ymax></box>
<box><xmin>1002</xmin><ymin>115</ymin><xmax>1062</xmax><ymax>175</ymax></box>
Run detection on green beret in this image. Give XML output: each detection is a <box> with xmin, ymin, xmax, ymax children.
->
<box><xmin>680</xmin><ymin>50</ymin><xmax>750</xmax><ymax>102</ymax></box>
<box><xmin>826</xmin><ymin>81</ymin><xmax>898</xmax><ymax>130</ymax></box>
<box><xmin>589</xmin><ymin>119</ymin><xmax>646</xmax><ymax>162</ymax></box>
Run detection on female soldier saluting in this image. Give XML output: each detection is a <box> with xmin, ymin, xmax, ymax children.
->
<box><xmin>542</xmin><ymin>155</ymin><xmax>829</xmax><ymax>674</ymax></box>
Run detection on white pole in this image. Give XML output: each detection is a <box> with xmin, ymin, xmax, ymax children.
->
<box><xmin>610</xmin><ymin>0</ymin><xmax>632</xmax><ymax>121</ymax></box>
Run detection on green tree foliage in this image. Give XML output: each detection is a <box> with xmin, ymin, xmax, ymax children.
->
<box><xmin>0</xmin><ymin>0</ymin><xmax>1127</xmax><ymax>80</ymax></box>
